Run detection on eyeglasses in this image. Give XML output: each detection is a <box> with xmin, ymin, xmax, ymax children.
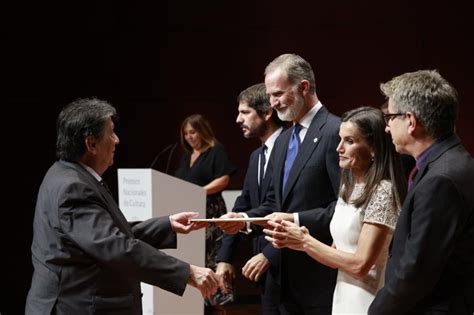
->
<box><xmin>383</xmin><ymin>112</ymin><xmax>406</xmax><ymax>125</ymax></box>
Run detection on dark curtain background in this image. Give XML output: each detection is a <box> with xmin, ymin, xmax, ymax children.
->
<box><xmin>2</xmin><ymin>1</ymin><xmax>473</xmax><ymax>313</ymax></box>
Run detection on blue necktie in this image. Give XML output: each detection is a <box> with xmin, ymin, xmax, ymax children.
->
<box><xmin>283</xmin><ymin>123</ymin><xmax>302</xmax><ymax>191</ymax></box>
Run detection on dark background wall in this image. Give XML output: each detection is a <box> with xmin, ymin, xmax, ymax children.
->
<box><xmin>2</xmin><ymin>1</ymin><xmax>473</xmax><ymax>313</ymax></box>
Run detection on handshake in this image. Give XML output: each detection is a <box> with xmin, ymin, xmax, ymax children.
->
<box><xmin>169</xmin><ymin>212</ymin><xmax>234</xmax><ymax>301</ymax></box>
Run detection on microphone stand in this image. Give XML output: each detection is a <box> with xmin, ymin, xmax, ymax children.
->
<box><xmin>149</xmin><ymin>143</ymin><xmax>175</xmax><ymax>170</ymax></box>
<box><xmin>165</xmin><ymin>143</ymin><xmax>178</xmax><ymax>174</ymax></box>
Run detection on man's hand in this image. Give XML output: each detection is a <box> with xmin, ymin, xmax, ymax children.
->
<box><xmin>265</xmin><ymin>212</ymin><xmax>294</xmax><ymax>223</ymax></box>
<box><xmin>254</xmin><ymin>212</ymin><xmax>294</xmax><ymax>229</ymax></box>
<box><xmin>214</xmin><ymin>212</ymin><xmax>245</xmax><ymax>234</ymax></box>
<box><xmin>187</xmin><ymin>265</ymin><xmax>219</xmax><ymax>299</ymax></box>
<box><xmin>215</xmin><ymin>262</ymin><xmax>235</xmax><ymax>294</ymax></box>
<box><xmin>242</xmin><ymin>253</ymin><xmax>270</xmax><ymax>282</ymax></box>
<box><xmin>170</xmin><ymin>212</ymin><xmax>208</xmax><ymax>234</ymax></box>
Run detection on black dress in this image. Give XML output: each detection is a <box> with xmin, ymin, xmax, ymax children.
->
<box><xmin>175</xmin><ymin>143</ymin><xmax>237</xmax><ymax>269</ymax></box>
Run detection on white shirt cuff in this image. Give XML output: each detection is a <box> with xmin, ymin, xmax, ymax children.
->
<box><xmin>239</xmin><ymin>212</ymin><xmax>252</xmax><ymax>234</ymax></box>
<box><xmin>293</xmin><ymin>213</ymin><xmax>300</xmax><ymax>226</ymax></box>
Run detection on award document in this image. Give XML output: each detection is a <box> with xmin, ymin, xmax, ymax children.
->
<box><xmin>190</xmin><ymin>217</ymin><xmax>268</xmax><ymax>223</ymax></box>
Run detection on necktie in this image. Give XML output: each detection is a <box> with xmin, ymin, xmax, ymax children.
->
<box><xmin>283</xmin><ymin>123</ymin><xmax>302</xmax><ymax>191</ymax></box>
<box><xmin>407</xmin><ymin>165</ymin><xmax>418</xmax><ymax>190</ymax></box>
<box><xmin>259</xmin><ymin>144</ymin><xmax>267</xmax><ymax>187</ymax></box>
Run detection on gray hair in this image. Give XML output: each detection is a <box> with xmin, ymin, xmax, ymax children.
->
<box><xmin>264</xmin><ymin>53</ymin><xmax>316</xmax><ymax>94</ymax></box>
<box><xmin>56</xmin><ymin>98</ymin><xmax>118</xmax><ymax>161</ymax></box>
<box><xmin>380</xmin><ymin>70</ymin><xmax>458</xmax><ymax>139</ymax></box>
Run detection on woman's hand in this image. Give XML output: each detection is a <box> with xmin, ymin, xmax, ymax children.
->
<box><xmin>263</xmin><ymin>220</ymin><xmax>310</xmax><ymax>251</ymax></box>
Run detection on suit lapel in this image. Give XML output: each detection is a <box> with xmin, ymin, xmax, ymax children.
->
<box><xmin>248</xmin><ymin>150</ymin><xmax>261</xmax><ymax>207</ymax></box>
<box><xmin>273</xmin><ymin>129</ymin><xmax>292</xmax><ymax>202</ymax></box>
<box><xmin>282</xmin><ymin>107</ymin><xmax>329</xmax><ymax>203</ymax></box>
<box><xmin>97</xmin><ymin>181</ymin><xmax>134</xmax><ymax>235</ymax></box>
<box><xmin>64</xmin><ymin>161</ymin><xmax>133</xmax><ymax>236</ymax></box>
<box><xmin>390</xmin><ymin>134</ymin><xmax>461</xmax><ymax>254</ymax></box>
<box><xmin>260</xmin><ymin>164</ymin><xmax>272</xmax><ymax>203</ymax></box>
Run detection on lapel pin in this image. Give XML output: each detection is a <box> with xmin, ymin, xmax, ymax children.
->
<box><xmin>313</xmin><ymin>137</ymin><xmax>318</xmax><ymax>143</ymax></box>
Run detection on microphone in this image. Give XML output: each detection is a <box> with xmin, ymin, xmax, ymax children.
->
<box><xmin>149</xmin><ymin>143</ymin><xmax>177</xmax><ymax>170</ymax></box>
<box><xmin>165</xmin><ymin>143</ymin><xmax>178</xmax><ymax>174</ymax></box>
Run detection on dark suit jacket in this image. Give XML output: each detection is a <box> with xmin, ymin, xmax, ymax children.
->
<box><xmin>369</xmin><ymin>134</ymin><xmax>474</xmax><ymax>315</ymax></box>
<box><xmin>216</xmin><ymin>146</ymin><xmax>278</xmax><ymax>267</ymax></box>
<box><xmin>246</xmin><ymin>106</ymin><xmax>341</xmax><ymax>308</ymax></box>
<box><xmin>25</xmin><ymin>161</ymin><xmax>190</xmax><ymax>315</ymax></box>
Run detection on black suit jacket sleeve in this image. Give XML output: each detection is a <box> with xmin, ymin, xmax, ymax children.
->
<box><xmin>261</xmin><ymin>238</ymin><xmax>280</xmax><ymax>267</ymax></box>
<box><xmin>298</xmin><ymin>201</ymin><xmax>336</xmax><ymax>238</ymax></box>
<box><xmin>129</xmin><ymin>217</ymin><xmax>177</xmax><ymax>249</ymax></box>
<box><xmin>216</xmin><ymin>234</ymin><xmax>240</xmax><ymax>263</ymax></box>
<box><xmin>216</xmin><ymin>151</ymin><xmax>258</xmax><ymax>263</ymax></box>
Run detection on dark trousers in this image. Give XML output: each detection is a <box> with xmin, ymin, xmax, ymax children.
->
<box><xmin>261</xmin><ymin>271</ymin><xmax>281</xmax><ymax>315</ymax></box>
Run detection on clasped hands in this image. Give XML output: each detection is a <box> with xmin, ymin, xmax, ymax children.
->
<box><xmin>263</xmin><ymin>220</ymin><xmax>310</xmax><ymax>252</ymax></box>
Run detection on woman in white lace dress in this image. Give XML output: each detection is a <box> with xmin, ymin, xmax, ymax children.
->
<box><xmin>264</xmin><ymin>107</ymin><xmax>407</xmax><ymax>314</ymax></box>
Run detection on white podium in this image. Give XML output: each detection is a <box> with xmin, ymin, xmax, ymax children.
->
<box><xmin>117</xmin><ymin>168</ymin><xmax>206</xmax><ymax>315</ymax></box>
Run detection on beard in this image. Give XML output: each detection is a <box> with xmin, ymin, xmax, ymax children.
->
<box><xmin>276</xmin><ymin>92</ymin><xmax>305</xmax><ymax>121</ymax></box>
<box><xmin>241</xmin><ymin>122</ymin><xmax>267</xmax><ymax>139</ymax></box>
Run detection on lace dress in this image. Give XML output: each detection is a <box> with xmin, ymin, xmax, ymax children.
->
<box><xmin>329</xmin><ymin>180</ymin><xmax>399</xmax><ymax>314</ymax></box>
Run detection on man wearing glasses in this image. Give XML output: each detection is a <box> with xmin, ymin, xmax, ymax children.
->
<box><xmin>369</xmin><ymin>70</ymin><xmax>474</xmax><ymax>314</ymax></box>
<box><xmin>383</xmin><ymin>112</ymin><xmax>406</xmax><ymax>124</ymax></box>
<box><xmin>380</xmin><ymin>101</ymin><xmax>416</xmax><ymax>179</ymax></box>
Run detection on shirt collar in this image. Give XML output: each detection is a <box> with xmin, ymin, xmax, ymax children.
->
<box><xmin>296</xmin><ymin>101</ymin><xmax>323</xmax><ymax>129</ymax></box>
<box><xmin>415</xmin><ymin>134</ymin><xmax>451</xmax><ymax>170</ymax></box>
<box><xmin>264</xmin><ymin>127</ymin><xmax>284</xmax><ymax>154</ymax></box>
<box><xmin>79</xmin><ymin>161</ymin><xmax>102</xmax><ymax>183</ymax></box>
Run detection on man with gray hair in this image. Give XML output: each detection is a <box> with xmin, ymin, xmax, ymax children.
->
<box><xmin>218</xmin><ymin>54</ymin><xmax>341</xmax><ymax>314</ymax></box>
<box><xmin>26</xmin><ymin>98</ymin><xmax>219</xmax><ymax>314</ymax></box>
<box><xmin>369</xmin><ymin>70</ymin><xmax>474</xmax><ymax>314</ymax></box>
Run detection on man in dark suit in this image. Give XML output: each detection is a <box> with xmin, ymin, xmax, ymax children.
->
<box><xmin>215</xmin><ymin>83</ymin><xmax>284</xmax><ymax>314</ymax></box>
<box><xmin>218</xmin><ymin>54</ymin><xmax>341</xmax><ymax>314</ymax></box>
<box><xmin>369</xmin><ymin>70</ymin><xmax>474</xmax><ymax>314</ymax></box>
<box><xmin>25</xmin><ymin>98</ymin><xmax>219</xmax><ymax>315</ymax></box>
